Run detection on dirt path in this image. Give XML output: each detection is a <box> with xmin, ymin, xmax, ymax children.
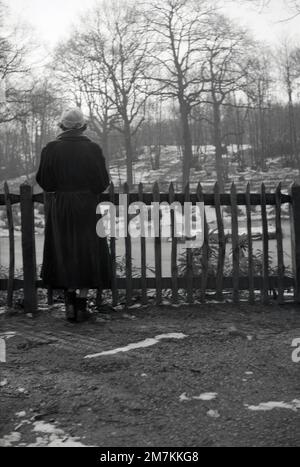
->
<box><xmin>0</xmin><ymin>304</ymin><xmax>299</xmax><ymax>447</ymax></box>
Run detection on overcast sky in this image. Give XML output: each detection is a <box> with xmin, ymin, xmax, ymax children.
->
<box><xmin>5</xmin><ymin>0</ymin><xmax>300</xmax><ymax>51</ymax></box>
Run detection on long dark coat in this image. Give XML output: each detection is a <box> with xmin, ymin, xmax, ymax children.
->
<box><xmin>36</xmin><ymin>131</ymin><xmax>112</xmax><ymax>289</ymax></box>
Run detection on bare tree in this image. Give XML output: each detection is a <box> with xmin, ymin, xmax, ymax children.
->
<box><xmin>0</xmin><ymin>79</ymin><xmax>61</xmax><ymax>180</ymax></box>
<box><xmin>0</xmin><ymin>1</ymin><xmax>33</xmax><ymax>127</ymax></box>
<box><xmin>69</xmin><ymin>0</ymin><xmax>152</xmax><ymax>187</ymax></box>
<box><xmin>54</xmin><ymin>36</ymin><xmax>117</xmax><ymax>167</ymax></box>
<box><xmin>244</xmin><ymin>50</ymin><xmax>274</xmax><ymax>170</ymax></box>
<box><xmin>277</xmin><ymin>40</ymin><xmax>300</xmax><ymax>168</ymax></box>
<box><xmin>199</xmin><ymin>15</ymin><xmax>253</xmax><ymax>189</ymax></box>
<box><xmin>242</xmin><ymin>0</ymin><xmax>300</xmax><ymax>21</ymax></box>
<box><xmin>144</xmin><ymin>0</ymin><xmax>216</xmax><ymax>186</ymax></box>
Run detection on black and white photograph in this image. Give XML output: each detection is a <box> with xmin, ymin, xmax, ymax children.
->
<box><xmin>0</xmin><ymin>0</ymin><xmax>300</xmax><ymax>450</ymax></box>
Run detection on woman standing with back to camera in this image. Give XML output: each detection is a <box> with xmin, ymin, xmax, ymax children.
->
<box><xmin>36</xmin><ymin>108</ymin><xmax>112</xmax><ymax>323</ymax></box>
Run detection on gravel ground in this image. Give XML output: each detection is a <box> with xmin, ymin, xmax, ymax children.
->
<box><xmin>0</xmin><ymin>303</ymin><xmax>299</xmax><ymax>447</ymax></box>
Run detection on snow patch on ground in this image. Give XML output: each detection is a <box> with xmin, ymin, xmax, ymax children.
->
<box><xmin>29</xmin><ymin>421</ymin><xmax>89</xmax><ymax>447</ymax></box>
<box><xmin>246</xmin><ymin>400</ymin><xmax>300</xmax><ymax>412</ymax></box>
<box><xmin>84</xmin><ymin>333</ymin><xmax>187</xmax><ymax>359</ymax></box>
<box><xmin>0</xmin><ymin>432</ymin><xmax>21</xmax><ymax>447</ymax></box>
<box><xmin>180</xmin><ymin>392</ymin><xmax>218</xmax><ymax>402</ymax></box>
<box><xmin>0</xmin><ymin>421</ymin><xmax>90</xmax><ymax>447</ymax></box>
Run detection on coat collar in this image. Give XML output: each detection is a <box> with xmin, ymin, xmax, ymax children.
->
<box><xmin>57</xmin><ymin>129</ymin><xmax>91</xmax><ymax>142</ymax></box>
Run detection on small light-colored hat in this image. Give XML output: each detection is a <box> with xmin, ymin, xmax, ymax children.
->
<box><xmin>60</xmin><ymin>107</ymin><xmax>86</xmax><ymax>130</ymax></box>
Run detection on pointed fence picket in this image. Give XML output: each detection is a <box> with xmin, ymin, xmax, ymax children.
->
<box><xmin>246</xmin><ymin>183</ymin><xmax>255</xmax><ymax>304</ymax></box>
<box><xmin>109</xmin><ymin>182</ymin><xmax>118</xmax><ymax>307</ymax></box>
<box><xmin>3</xmin><ymin>182</ymin><xmax>15</xmax><ymax>307</ymax></box>
<box><xmin>185</xmin><ymin>183</ymin><xmax>194</xmax><ymax>304</ymax></box>
<box><xmin>169</xmin><ymin>182</ymin><xmax>178</xmax><ymax>304</ymax></box>
<box><xmin>214</xmin><ymin>182</ymin><xmax>226</xmax><ymax>301</ymax></box>
<box><xmin>261</xmin><ymin>183</ymin><xmax>269</xmax><ymax>304</ymax></box>
<box><xmin>153</xmin><ymin>182</ymin><xmax>162</xmax><ymax>305</ymax></box>
<box><xmin>138</xmin><ymin>183</ymin><xmax>148</xmax><ymax>306</ymax></box>
<box><xmin>231</xmin><ymin>183</ymin><xmax>240</xmax><ymax>304</ymax></box>
<box><xmin>275</xmin><ymin>183</ymin><xmax>284</xmax><ymax>304</ymax></box>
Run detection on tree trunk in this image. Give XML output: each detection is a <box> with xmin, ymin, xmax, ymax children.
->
<box><xmin>213</xmin><ymin>101</ymin><xmax>224</xmax><ymax>191</ymax></box>
<box><xmin>235</xmin><ymin>106</ymin><xmax>243</xmax><ymax>157</ymax></box>
<box><xmin>258</xmin><ymin>84</ymin><xmax>267</xmax><ymax>170</ymax></box>
<box><xmin>124</xmin><ymin>118</ymin><xmax>133</xmax><ymax>187</ymax></box>
<box><xmin>101</xmin><ymin>125</ymin><xmax>111</xmax><ymax>174</ymax></box>
<box><xmin>179</xmin><ymin>100</ymin><xmax>193</xmax><ymax>187</ymax></box>
<box><xmin>288</xmin><ymin>88</ymin><xmax>299</xmax><ymax>170</ymax></box>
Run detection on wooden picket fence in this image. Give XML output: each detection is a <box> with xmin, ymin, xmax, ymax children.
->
<box><xmin>0</xmin><ymin>181</ymin><xmax>299</xmax><ymax>314</ymax></box>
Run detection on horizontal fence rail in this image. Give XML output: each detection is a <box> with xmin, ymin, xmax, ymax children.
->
<box><xmin>0</xmin><ymin>192</ymin><xmax>293</xmax><ymax>206</ymax></box>
<box><xmin>0</xmin><ymin>181</ymin><xmax>299</xmax><ymax>313</ymax></box>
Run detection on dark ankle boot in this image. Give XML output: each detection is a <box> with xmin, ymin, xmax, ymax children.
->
<box><xmin>76</xmin><ymin>298</ymin><xmax>90</xmax><ymax>323</ymax></box>
<box><xmin>64</xmin><ymin>291</ymin><xmax>77</xmax><ymax>322</ymax></box>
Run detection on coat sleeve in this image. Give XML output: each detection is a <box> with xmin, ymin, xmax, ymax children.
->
<box><xmin>36</xmin><ymin>145</ymin><xmax>57</xmax><ymax>192</ymax></box>
<box><xmin>90</xmin><ymin>145</ymin><xmax>110</xmax><ymax>194</ymax></box>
